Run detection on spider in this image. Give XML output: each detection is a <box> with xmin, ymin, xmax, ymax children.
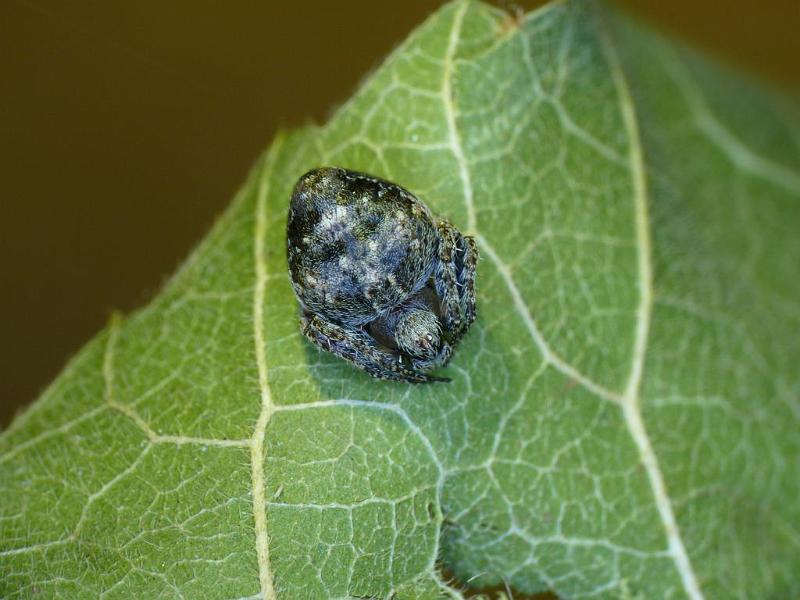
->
<box><xmin>287</xmin><ymin>167</ymin><xmax>478</xmax><ymax>383</ymax></box>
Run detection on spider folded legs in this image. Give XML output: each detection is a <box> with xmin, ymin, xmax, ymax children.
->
<box><xmin>302</xmin><ymin>312</ymin><xmax>450</xmax><ymax>383</ymax></box>
<box><xmin>433</xmin><ymin>220</ymin><xmax>478</xmax><ymax>352</ymax></box>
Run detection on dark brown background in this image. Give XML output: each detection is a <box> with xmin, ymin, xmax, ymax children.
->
<box><xmin>2</xmin><ymin>0</ymin><xmax>799</xmax><ymax>428</ymax></box>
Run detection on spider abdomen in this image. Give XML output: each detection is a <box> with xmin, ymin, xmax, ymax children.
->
<box><xmin>288</xmin><ymin>167</ymin><xmax>437</xmax><ymax>325</ymax></box>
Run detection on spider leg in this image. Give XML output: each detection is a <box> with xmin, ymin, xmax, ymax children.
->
<box><xmin>301</xmin><ymin>312</ymin><xmax>448</xmax><ymax>383</ymax></box>
<box><xmin>434</xmin><ymin>221</ymin><xmax>478</xmax><ymax>347</ymax></box>
<box><xmin>457</xmin><ymin>235</ymin><xmax>479</xmax><ymax>331</ymax></box>
<box><xmin>433</xmin><ymin>221</ymin><xmax>463</xmax><ymax>333</ymax></box>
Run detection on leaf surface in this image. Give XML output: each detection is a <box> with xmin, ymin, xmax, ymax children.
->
<box><xmin>2</xmin><ymin>1</ymin><xmax>799</xmax><ymax>598</ymax></box>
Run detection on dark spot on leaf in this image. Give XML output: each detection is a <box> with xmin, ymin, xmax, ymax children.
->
<box><xmin>427</xmin><ymin>501</ymin><xmax>437</xmax><ymax>520</ymax></box>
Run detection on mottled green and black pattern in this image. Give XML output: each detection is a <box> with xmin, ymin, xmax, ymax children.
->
<box><xmin>287</xmin><ymin>167</ymin><xmax>478</xmax><ymax>382</ymax></box>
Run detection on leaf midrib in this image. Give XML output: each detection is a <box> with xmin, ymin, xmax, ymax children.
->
<box><xmin>599</xmin><ymin>19</ymin><xmax>705</xmax><ymax>600</ymax></box>
<box><xmin>249</xmin><ymin>133</ymin><xmax>283</xmax><ymax>598</ymax></box>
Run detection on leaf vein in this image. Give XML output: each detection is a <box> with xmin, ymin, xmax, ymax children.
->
<box><xmin>249</xmin><ymin>136</ymin><xmax>286</xmax><ymax>600</ymax></box>
<box><xmin>662</xmin><ymin>44</ymin><xmax>800</xmax><ymax>195</ymax></box>
<box><xmin>602</xmin><ymin>25</ymin><xmax>705</xmax><ymax>600</ymax></box>
<box><xmin>443</xmin><ymin>0</ymin><xmax>477</xmax><ymax>234</ymax></box>
<box><xmin>475</xmin><ymin>233</ymin><xmax>622</xmax><ymax>403</ymax></box>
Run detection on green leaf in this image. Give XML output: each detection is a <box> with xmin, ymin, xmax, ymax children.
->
<box><xmin>2</xmin><ymin>0</ymin><xmax>799</xmax><ymax>597</ymax></box>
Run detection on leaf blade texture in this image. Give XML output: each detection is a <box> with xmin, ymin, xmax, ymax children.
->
<box><xmin>2</xmin><ymin>1</ymin><xmax>799</xmax><ymax>598</ymax></box>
